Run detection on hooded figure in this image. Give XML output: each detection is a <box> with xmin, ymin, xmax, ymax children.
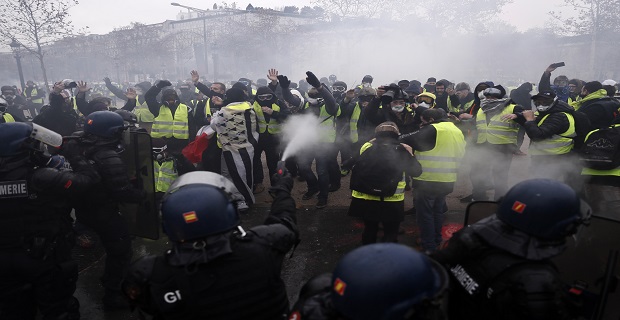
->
<box><xmin>210</xmin><ymin>87</ymin><xmax>259</xmax><ymax>210</ymax></box>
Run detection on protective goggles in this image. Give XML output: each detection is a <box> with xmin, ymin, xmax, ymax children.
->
<box><xmin>416</xmin><ymin>96</ymin><xmax>434</xmax><ymax>104</ymax></box>
<box><xmin>332</xmin><ymin>86</ymin><xmax>346</xmax><ymax>92</ymax></box>
<box><xmin>238</xmin><ymin>80</ymin><xmax>250</xmax><ymax>86</ymax></box>
<box><xmin>257</xmin><ymin>94</ymin><xmax>273</xmax><ymax>101</ymax></box>
<box><xmin>152</xmin><ymin>145</ymin><xmax>167</xmax><ymax>154</ymax></box>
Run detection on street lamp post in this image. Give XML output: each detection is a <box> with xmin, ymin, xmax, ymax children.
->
<box><xmin>9</xmin><ymin>39</ymin><xmax>26</xmax><ymax>92</ymax></box>
<box><xmin>114</xmin><ymin>57</ymin><xmax>121</xmax><ymax>84</ymax></box>
<box><xmin>171</xmin><ymin>2</ymin><xmax>208</xmax><ymax>75</ymax></box>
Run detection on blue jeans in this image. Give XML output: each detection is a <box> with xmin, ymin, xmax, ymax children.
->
<box><xmin>415</xmin><ymin>190</ymin><xmax>448</xmax><ymax>251</ymax></box>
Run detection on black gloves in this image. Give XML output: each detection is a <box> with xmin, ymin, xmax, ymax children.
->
<box><xmin>269</xmin><ymin>171</ymin><xmax>294</xmax><ymax>196</ymax></box>
<box><xmin>103</xmin><ymin>77</ymin><xmax>112</xmax><ymax>85</ymax></box>
<box><xmin>156</xmin><ymin>80</ymin><xmax>172</xmax><ymax>89</ymax></box>
<box><xmin>305</xmin><ymin>71</ymin><xmax>321</xmax><ymax>88</ymax></box>
<box><xmin>277</xmin><ymin>75</ymin><xmax>291</xmax><ymax>89</ymax></box>
<box><xmin>61</xmin><ymin>139</ymin><xmax>83</xmax><ymax>160</ymax></box>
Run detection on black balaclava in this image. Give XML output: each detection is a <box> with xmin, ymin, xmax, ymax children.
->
<box><xmin>162</xmin><ymin>89</ymin><xmax>179</xmax><ymax>108</ymax></box>
<box><xmin>223</xmin><ymin>88</ymin><xmax>247</xmax><ymax>105</ymax></box>
<box><xmin>255</xmin><ymin>86</ymin><xmax>276</xmax><ymax>107</ymax></box>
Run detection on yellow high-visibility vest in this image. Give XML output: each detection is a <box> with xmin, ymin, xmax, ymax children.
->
<box><xmin>476</xmin><ymin>104</ymin><xmax>519</xmax><ymax>144</ymax></box>
<box><xmin>151</xmin><ymin>104</ymin><xmax>189</xmax><ymax>139</ymax></box>
<box><xmin>2</xmin><ymin>113</ymin><xmax>15</xmax><ymax>123</ymax></box>
<box><xmin>304</xmin><ymin>102</ymin><xmax>341</xmax><ymax>143</ymax></box>
<box><xmin>154</xmin><ymin>160</ymin><xmax>177</xmax><ymax>192</ymax></box>
<box><xmin>253</xmin><ymin>102</ymin><xmax>281</xmax><ymax>134</ymax></box>
<box><xmin>414</xmin><ymin>122</ymin><xmax>466</xmax><ymax>183</ymax></box>
<box><xmin>530</xmin><ymin>112</ymin><xmax>576</xmax><ymax>155</ymax></box>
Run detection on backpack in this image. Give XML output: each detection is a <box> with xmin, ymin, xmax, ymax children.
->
<box><xmin>568</xmin><ymin>110</ymin><xmax>591</xmax><ymax>150</ymax></box>
<box><xmin>350</xmin><ymin>141</ymin><xmax>405</xmax><ymax>199</ymax></box>
<box><xmin>579</xmin><ymin>124</ymin><xmax>620</xmax><ymax>170</ymax></box>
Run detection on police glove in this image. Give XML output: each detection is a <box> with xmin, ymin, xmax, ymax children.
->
<box><xmin>156</xmin><ymin>80</ymin><xmax>173</xmax><ymax>89</ymax></box>
<box><xmin>278</xmin><ymin>75</ymin><xmax>291</xmax><ymax>89</ymax></box>
<box><xmin>269</xmin><ymin>171</ymin><xmax>294</xmax><ymax>195</ymax></box>
<box><xmin>60</xmin><ymin>139</ymin><xmax>83</xmax><ymax>160</ymax></box>
<box><xmin>305</xmin><ymin>71</ymin><xmax>321</xmax><ymax>88</ymax></box>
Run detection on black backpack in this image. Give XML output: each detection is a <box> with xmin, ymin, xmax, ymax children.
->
<box><xmin>568</xmin><ymin>110</ymin><xmax>591</xmax><ymax>150</ymax></box>
<box><xmin>579</xmin><ymin>124</ymin><xmax>620</xmax><ymax>170</ymax></box>
<box><xmin>350</xmin><ymin>141</ymin><xmax>405</xmax><ymax>199</ymax></box>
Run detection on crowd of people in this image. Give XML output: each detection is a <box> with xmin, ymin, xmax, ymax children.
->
<box><xmin>1</xmin><ymin>62</ymin><xmax>619</xmax><ymax>319</ymax></box>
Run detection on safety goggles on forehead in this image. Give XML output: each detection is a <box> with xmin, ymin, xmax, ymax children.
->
<box><xmin>416</xmin><ymin>96</ymin><xmax>433</xmax><ymax>104</ymax></box>
<box><xmin>152</xmin><ymin>145</ymin><xmax>167</xmax><ymax>154</ymax></box>
<box><xmin>332</xmin><ymin>86</ymin><xmax>346</xmax><ymax>92</ymax></box>
<box><xmin>238</xmin><ymin>81</ymin><xmax>250</xmax><ymax>86</ymax></box>
<box><xmin>257</xmin><ymin>94</ymin><xmax>273</xmax><ymax>101</ymax></box>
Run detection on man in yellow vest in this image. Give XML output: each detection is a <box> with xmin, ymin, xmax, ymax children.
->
<box><xmin>252</xmin><ymin>85</ymin><xmax>289</xmax><ymax>193</ymax></box>
<box><xmin>0</xmin><ymin>97</ymin><xmax>23</xmax><ymax>123</ymax></box>
<box><xmin>509</xmin><ymin>90</ymin><xmax>581</xmax><ymax>189</ymax></box>
<box><xmin>471</xmin><ymin>85</ymin><xmax>525</xmax><ymax>201</ymax></box>
<box><xmin>104</xmin><ymin>78</ymin><xmax>154</xmax><ymax>130</ymax></box>
<box><xmin>23</xmin><ymin>80</ymin><xmax>45</xmax><ymax>115</ymax></box>
<box><xmin>339</xmin><ymin>86</ymin><xmax>377</xmax><ymax>176</ymax></box>
<box><xmin>402</xmin><ymin>108</ymin><xmax>466</xmax><ymax>251</ymax></box>
<box><xmin>283</xmin><ymin>71</ymin><xmax>341</xmax><ymax>209</ymax></box>
<box><xmin>145</xmin><ymin>80</ymin><xmax>192</xmax><ymax>154</ymax></box>
<box><xmin>152</xmin><ymin>138</ymin><xmax>195</xmax><ymax>206</ymax></box>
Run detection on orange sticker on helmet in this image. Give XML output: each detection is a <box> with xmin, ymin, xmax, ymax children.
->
<box><xmin>333</xmin><ymin>278</ymin><xmax>347</xmax><ymax>296</ymax></box>
<box><xmin>183</xmin><ymin>211</ymin><xmax>198</xmax><ymax>223</ymax></box>
<box><xmin>512</xmin><ymin>201</ymin><xmax>526</xmax><ymax>214</ymax></box>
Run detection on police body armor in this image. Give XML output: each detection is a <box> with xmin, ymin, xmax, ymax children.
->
<box><xmin>129</xmin><ymin>226</ymin><xmax>293</xmax><ymax>320</ymax></box>
<box><xmin>445</xmin><ymin>233</ymin><xmax>569</xmax><ymax>320</ymax></box>
<box><xmin>119</xmin><ymin>130</ymin><xmax>158</xmax><ymax>239</ymax></box>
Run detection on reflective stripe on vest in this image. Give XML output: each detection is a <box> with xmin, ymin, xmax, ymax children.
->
<box><xmin>305</xmin><ymin>102</ymin><xmax>341</xmax><ymax>143</ymax></box>
<box><xmin>152</xmin><ymin>104</ymin><xmax>190</xmax><ymax>139</ymax></box>
<box><xmin>414</xmin><ymin>122</ymin><xmax>466</xmax><ymax>183</ymax></box>
<box><xmin>351</xmin><ymin>141</ymin><xmax>406</xmax><ymax>202</ymax></box>
<box><xmin>154</xmin><ymin>160</ymin><xmax>178</xmax><ymax>192</ymax></box>
<box><xmin>349</xmin><ymin>103</ymin><xmax>361</xmax><ymax>143</ymax></box>
<box><xmin>254</xmin><ymin>102</ymin><xmax>281</xmax><ymax>134</ymax></box>
<box><xmin>581</xmin><ymin>124</ymin><xmax>620</xmax><ymax>176</ymax></box>
<box><xmin>30</xmin><ymin>88</ymin><xmax>43</xmax><ymax>104</ymax></box>
<box><xmin>476</xmin><ymin>104</ymin><xmax>519</xmax><ymax>144</ymax></box>
<box><xmin>2</xmin><ymin>113</ymin><xmax>15</xmax><ymax>123</ymax></box>
<box><xmin>530</xmin><ymin>112</ymin><xmax>576</xmax><ymax>155</ymax></box>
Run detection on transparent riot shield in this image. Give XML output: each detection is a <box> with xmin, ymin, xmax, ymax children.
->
<box><xmin>552</xmin><ymin>216</ymin><xmax>620</xmax><ymax>320</ymax></box>
<box><xmin>119</xmin><ymin>130</ymin><xmax>159</xmax><ymax>239</ymax></box>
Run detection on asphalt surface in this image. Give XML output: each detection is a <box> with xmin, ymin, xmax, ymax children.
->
<box><xmin>73</xmin><ymin>150</ymin><xmax>534</xmax><ymax>319</ymax></box>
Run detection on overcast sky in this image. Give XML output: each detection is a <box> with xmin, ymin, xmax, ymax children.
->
<box><xmin>70</xmin><ymin>0</ymin><xmax>566</xmax><ymax>35</ymax></box>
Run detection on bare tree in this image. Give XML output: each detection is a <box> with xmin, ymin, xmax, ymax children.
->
<box><xmin>312</xmin><ymin>0</ymin><xmax>396</xmax><ymax>18</ymax></box>
<box><xmin>0</xmin><ymin>0</ymin><xmax>81</xmax><ymax>91</ymax></box>
<box><xmin>551</xmin><ymin>0</ymin><xmax>620</xmax><ymax>78</ymax></box>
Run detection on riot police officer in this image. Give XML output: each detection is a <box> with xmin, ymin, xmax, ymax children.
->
<box><xmin>0</xmin><ymin>122</ymin><xmax>100</xmax><ymax>319</ymax></box>
<box><xmin>122</xmin><ymin>170</ymin><xmax>299</xmax><ymax>319</ymax></box>
<box><xmin>431</xmin><ymin>178</ymin><xmax>591</xmax><ymax>319</ymax></box>
<box><xmin>72</xmin><ymin>111</ymin><xmax>144</xmax><ymax>309</ymax></box>
<box><xmin>289</xmin><ymin>243</ymin><xmax>449</xmax><ymax>320</ymax></box>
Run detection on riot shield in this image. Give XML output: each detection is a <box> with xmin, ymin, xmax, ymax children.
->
<box><xmin>463</xmin><ymin>201</ymin><xmax>498</xmax><ymax>225</ymax></box>
<box><xmin>119</xmin><ymin>130</ymin><xmax>159</xmax><ymax>239</ymax></box>
<box><xmin>552</xmin><ymin>215</ymin><xmax>620</xmax><ymax>320</ymax></box>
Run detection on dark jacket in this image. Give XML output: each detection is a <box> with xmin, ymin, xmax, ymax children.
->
<box><xmin>365</xmin><ymin>97</ymin><xmax>420</xmax><ymax>134</ymax></box>
<box><xmin>577</xmin><ymin>95</ymin><xmax>620</xmax><ymax>130</ymax></box>
<box><xmin>33</xmin><ymin>93</ymin><xmax>78</xmax><ymax>136</ymax></box>
<box><xmin>122</xmin><ymin>177</ymin><xmax>299</xmax><ymax>320</ymax></box>
<box><xmin>522</xmin><ymin>100</ymin><xmax>573</xmax><ymax>142</ymax></box>
<box><xmin>510</xmin><ymin>83</ymin><xmax>533</xmax><ymax>109</ymax></box>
